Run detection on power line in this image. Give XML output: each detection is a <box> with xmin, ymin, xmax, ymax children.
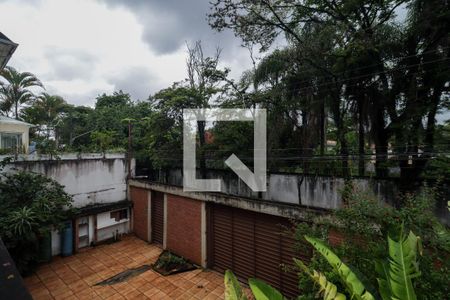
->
<box><xmin>253</xmin><ymin>57</ymin><xmax>450</xmax><ymax>97</ymax></box>
<box><xmin>254</xmin><ymin>46</ymin><xmax>450</xmax><ymax>82</ymax></box>
<box><xmin>149</xmin><ymin>143</ymin><xmax>450</xmax><ymax>153</ymax></box>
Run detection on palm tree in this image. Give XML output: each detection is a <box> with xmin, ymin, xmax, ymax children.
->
<box><xmin>34</xmin><ymin>93</ymin><xmax>67</xmax><ymax>124</ymax></box>
<box><xmin>22</xmin><ymin>93</ymin><xmax>67</xmax><ymax>142</ymax></box>
<box><xmin>0</xmin><ymin>66</ymin><xmax>43</xmax><ymax>119</ymax></box>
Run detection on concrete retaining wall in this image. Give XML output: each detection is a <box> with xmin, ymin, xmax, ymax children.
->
<box><xmin>148</xmin><ymin>168</ymin><xmax>449</xmax><ymax>224</ymax></box>
<box><xmin>149</xmin><ymin>169</ymin><xmax>397</xmax><ymax>209</ymax></box>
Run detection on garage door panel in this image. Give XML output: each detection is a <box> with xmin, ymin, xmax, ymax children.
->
<box><xmin>211</xmin><ymin>205</ymin><xmax>232</xmax><ymax>272</ymax></box>
<box><xmin>151</xmin><ymin>191</ymin><xmax>164</xmax><ymax>245</ymax></box>
<box><xmin>210</xmin><ymin>204</ymin><xmax>304</xmax><ymax>298</ymax></box>
<box><xmin>232</xmin><ymin>209</ymin><xmax>255</xmax><ymax>281</ymax></box>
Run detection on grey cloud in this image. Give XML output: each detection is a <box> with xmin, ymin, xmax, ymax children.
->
<box><xmin>107</xmin><ymin>66</ymin><xmax>157</xmax><ymax>101</ymax></box>
<box><xmin>44</xmin><ymin>48</ymin><xmax>98</xmax><ymax>81</ymax></box>
<box><xmin>99</xmin><ymin>0</ymin><xmax>242</xmax><ymax>58</ymax></box>
<box><xmin>46</xmin><ymin>85</ymin><xmax>104</xmax><ymax>107</ymax></box>
<box><xmin>0</xmin><ymin>0</ymin><xmax>41</xmax><ymax>5</ymax></box>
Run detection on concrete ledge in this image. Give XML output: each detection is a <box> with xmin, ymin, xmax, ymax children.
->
<box><xmin>0</xmin><ymin>152</ymin><xmax>126</xmax><ymax>162</ymax></box>
<box><xmin>74</xmin><ymin>200</ymin><xmax>132</xmax><ymax>217</ymax></box>
<box><xmin>129</xmin><ymin>179</ymin><xmax>326</xmax><ymax>221</ymax></box>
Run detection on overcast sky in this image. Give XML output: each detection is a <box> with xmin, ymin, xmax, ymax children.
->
<box><xmin>0</xmin><ymin>0</ymin><xmax>254</xmax><ymax>106</ymax></box>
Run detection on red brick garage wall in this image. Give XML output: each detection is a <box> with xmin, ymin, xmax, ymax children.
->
<box><xmin>166</xmin><ymin>194</ymin><xmax>202</xmax><ymax>265</ymax></box>
<box><xmin>130</xmin><ymin>187</ymin><xmax>149</xmax><ymax>241</ymax></box>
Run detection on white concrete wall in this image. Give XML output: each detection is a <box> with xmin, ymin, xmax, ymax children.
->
<box><xmin>152</xmin><ymin>169</ymin><xmax>399</xmax><ymax>210</ymax></box>
<box><xmin>97</xmin><ymin>223</ymin><xmax>128</xmax><ymax>242</ymax></box>
<box><xmin>0</xmin><ymin>153</ymin><xmax>133</xmax><ymax>256</ymax></box>
<box><xmin>1</xmin><ymin>153</ymin><xmax>133</xmax><ymax>208</ymax></box>
<box><xmin>96</xmin><ymin>210</ymin><xmax>130</xmax><ymax>243</ymax></box>
<box><xmin>97</xmin><ymin>210</ymin><xmax>130</xmax><ymax>229</ymax></box>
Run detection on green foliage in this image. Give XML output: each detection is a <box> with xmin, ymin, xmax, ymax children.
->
<box><xmin>91</xmin><ymin>130</ymin><xmax>115</xmax><ymax>154</ymax></box>
<box><xmin>224</xmin><ymin>270</ymin><xmax>286</xmax><ymax>300</ymax></box>
<box><xmin>0</xmin><ymin>66</ymin><xmax>43</xmax><ymax>118</ymax></box>
<box><xmin>375</xmin><ymin>229</ymin><xmax>421</xmax><ymax>300</ymax></box>
<box><xmin>208</xmin><ymin>0</ymin><xmax>450</xmax><ymax>184</ymax></box>
<box><xmin>0</xmin><ymin>156</ymin><xmax>13</xmax><ymax>170</ymax></box>
<box><xmin>295</xmin><ymin>259</ymin><xmax>346</xmax><ymax>300</ymax></box>
<box><xmin>22</xmin><ymin>93</ymin><xmax>67</xmax><ymax>128</ymax></box>
<box><xmin>58</xmin><ymin>105</ymin><xmax>94</xmax><ymax>149</ymax></box>
<box><xmin>91</xmin><ymin>92</ymin><xmax>134</xmax><ymax>148</ymax></box>
<box><xmin>224</xmin><ymin>270</ymin><xmax>248</xmax><ymax>300</ymax></box>
<box><xmin>298</xmin><ymin>228</ymin><xmax>422</xmax><ymax>300</ymax></box>
<box><xmin>35</xmin><ymin>138</ymin><xmax>60</xmax><ymax>159</ymax></box>
<box><xmin>95</xmin><ymin>91</ymin><xmax>132</xmax><ymax>109</ymax></box>
<box><xmin>0</xmin><ymin>172</ymin><xmax>74</xmax><ymax>274</ymax></box>
<box><xmin>145</xmin><ymin>84</ymin><xmax>195</xmax><ymax>169</ymax></box>
<box><xmin>0</xmin><ymin>147</ymin><xmax>21</xmax><ymax>155</ymax></box>
<box><xmin>206</xmin><ymin>121</ymin><xmax>254</xmax><ymax>169</ymax></box>
<box><xmin>295</xmin><ymin>187</ymin><xmax>449</xmax><ymax>300</ymax></box>
<box><xmin>153</xmin><ymin>251</ymin><xmax>187</xmax><ymax>270</ymax></box>
<box><xmin>225</xmin><ymin>226</ymin><xmax>422</xmax><ymax>300</ymax></box>
<box><xmin>2</xmin><ymin>0</ymin><xmax>449</xmax><ymax>187</ymax></box>
<box><xmin>423</xmin><ymin>156</ymin><xmax>450</xmax><ymax>179</ymax></box>
<box><xmin>7</xmin><ymin>207</ymin><xmax>39</xmax><ymax>236</ymax></box>
<box><xmin>304</xmin><ymin>236</ymin><xmax>376</xmax><ymax>300</ymax></box>
<box><xmin>248</xmin><ymin>278</ymin><xmax>285</xmax><ymax>300</ymax></box>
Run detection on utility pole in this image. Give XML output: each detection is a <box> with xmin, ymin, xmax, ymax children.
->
<box><xmin>127</xmin><ymin>120</ymin><xmax>132</xmax><ymax>180</ymax></box>
<box><xmin>122</xmin><ymin>118</ymin><xmax>136</xmax><ymax>180</ymax></box>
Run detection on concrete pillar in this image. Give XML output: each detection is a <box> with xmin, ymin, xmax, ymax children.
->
<box><xmin>163</xmin><ymin>193</ymin><xmax>167</xmax><ymax>249</ymax></box>
<box><xmin>147</xmin><ymin>190</ymin><xmax>152</xmax><ymax>242</ymax></box>
<box><xmin>201</xmin><ymin>201</ymin><xmax>207</xmax><ymax>268</ymax></box>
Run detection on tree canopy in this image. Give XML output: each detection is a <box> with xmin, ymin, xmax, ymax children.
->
<box><xmin>1</xmin><ymin>0</ymin><xmax>448</xmax><ymax>191</ymax></box>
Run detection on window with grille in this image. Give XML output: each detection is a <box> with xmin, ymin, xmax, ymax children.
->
<box><xmin>0</xmin><ymin>132</ymin><xmax>22</xmax><ymax>150</ymax></box>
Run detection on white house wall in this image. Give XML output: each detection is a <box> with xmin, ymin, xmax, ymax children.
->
<box><xmin>1</xmin><ymin>153</ymin><xmax>133</xmax><ymax>208</ymax></box>
<box><xmin>0</xmin><ymin>122</ymin><xmax>30</xmax><ymax>152</ymax></box>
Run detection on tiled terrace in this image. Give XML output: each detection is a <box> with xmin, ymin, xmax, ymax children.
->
<box><xmin>23</xmin><ymin>235</ymin><xmax>229</xmax><ymax>299</ymax></box>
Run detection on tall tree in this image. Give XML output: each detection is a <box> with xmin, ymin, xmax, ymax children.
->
<box><xmin>90</xmin><ymin>91</ymin><xmax>135</xmax><ymax>150</ymax></box>
<box><xmin>186</xmin><ymin>41</ymin><xmax>228</xmax><ymax>175</ymax></box>
<box><xmin>209</xmin><ymin>0</ymin><xmax>449</xmax><ymax>188</ymax></box>
<box><xmin>0</xmin><ymin>66</ymin><xmax>43</xmax><ymax>119</ymax></box>
<box><xmin>22</xmin><ymin>93</ymin><xmax>67</xmax><ymax>142</ymax></box>
<box><xmin>58</xmin><ymin>105</ymin><xmax>94</xmax><ymax>149</ymax></box>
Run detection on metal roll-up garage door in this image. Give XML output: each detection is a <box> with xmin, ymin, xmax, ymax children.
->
<box><xmin>151</xmin><ymin>191</ymin><xmax>164</xmax><ymax>245</ymax></box>
<box><xmin>209</xmin><ymin>204</ymin><xmax>307</xmax><ymax>298</ymax></box>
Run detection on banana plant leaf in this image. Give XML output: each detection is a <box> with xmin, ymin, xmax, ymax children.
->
<box><xmin>305</xmin><ymin>236</ymin><xmax>376</xmax><ymax>300</ymax></box>
<box><xmin>376</xmin><ymin>230</ymin><xmax>421</xmax><ymax>300</ymax></box>
<box><xmin>295</xmin><ymin>258</ymin><xmax>347</xmax><ymax>300</ymax></box>
<box><xmin>224</xmin><ymin>270</ymin><xmax>248</xmax><ymax>300</ymax></box>
<box><xmin>248</xmin><ymin>278</ymin><xmax>285</xmax><ymax>300</ymax></box>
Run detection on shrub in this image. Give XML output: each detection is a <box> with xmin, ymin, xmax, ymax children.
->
<box><xmin>224</xmin><ymin>226</ymin><xmax>422</xmax><ymax>300</ymax></box>
<box><xmin>294</xmin><ymin>186</ymin><xmax>449</xmax><ymax>300</ymax></box>
<box><xmin>0</xmin><ymin>171</ymin><xmax>74</xmax><ymax>274</ymax></box>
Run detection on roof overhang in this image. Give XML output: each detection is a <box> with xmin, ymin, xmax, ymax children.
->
<box><xmin>0</xmin><ymin>116</ymin><xmax>34</xmax><ymax>127</ymax></box>
<box><xmin>0</xmin><ymin>32</ymin><xmax>18</xmax><ymax>70</ymax></box>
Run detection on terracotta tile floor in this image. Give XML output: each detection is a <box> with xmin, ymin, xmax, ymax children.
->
<box><xmin>23</xmin><ymin>235</ymin><xmax>235</xmax><ymax>299</ymax></box>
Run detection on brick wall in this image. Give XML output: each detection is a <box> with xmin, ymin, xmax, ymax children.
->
<box><xmin>328</xmin><ymin>228</ymin><xmax>344</xmax><ymax>247</ymax></box>
<box><xmin>130</xmin><ymin>187</ymin><xmax>149</xmax><ymax>241</ymax></box>
<box><xmin>166</xmin><ymin>194</ymin><xmax>202</xmax><ymax>265</ymax></box>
